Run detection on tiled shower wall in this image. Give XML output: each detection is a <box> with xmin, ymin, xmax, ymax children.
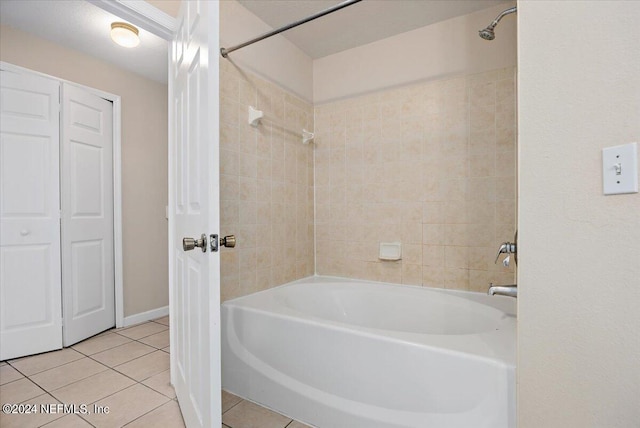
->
<box><xmin>219</xmin><ymin>61</ymin><xmax>314</xmax><ymax>302</ymax></box>
<box><xmin>314</xmin><ymin>67</ymin><xmax>517</xmax><ymax>292</ymax></box>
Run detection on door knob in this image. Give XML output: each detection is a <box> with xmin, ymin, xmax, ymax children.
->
<box><xmin>183</xmin><ymin>234</ymin><xmax>207</xmax><ymax>252</ymax></box>
<box><xmin>209</xmin><ymin>234</ymin><xmax>236</xmax><ymax>252</ymax></box>
<box><xmin>220</xmin><ymin>235</ymin><xmax>236</xmax><ymax>248</ymax></box>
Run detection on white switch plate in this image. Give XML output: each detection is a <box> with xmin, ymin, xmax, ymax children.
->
<box><xmin>602</xmin><ymin>142</ymin><xmax>638</xmax><ymax>195</ymax></box>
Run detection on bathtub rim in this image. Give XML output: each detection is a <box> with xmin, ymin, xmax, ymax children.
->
<box><xmin>222</xmin><ymin>275</ymin><xmax>516</xmax><ymax>367</ymax></box>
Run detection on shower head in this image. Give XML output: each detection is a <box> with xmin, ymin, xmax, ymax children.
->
<box><xmin>478</xmin><ymin>26</ymin><xmax>496</xmax><ymax>41</ymax></box>
<box><xmin>478</xmin><ymin>6</ymin><xmax>516</xmax><ymax>41</ymax></box>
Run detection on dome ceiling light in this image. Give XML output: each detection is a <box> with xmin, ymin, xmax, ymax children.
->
<box><xmin>110</xmin><ymin>22</ymin><xmax>140</xmax><ymax>48</ymax></box>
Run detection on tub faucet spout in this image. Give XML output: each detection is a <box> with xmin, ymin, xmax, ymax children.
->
<box><xmin>488</xmin><ymin>283</ymin><xmax>517</xmax><ymax>298</ymax></box>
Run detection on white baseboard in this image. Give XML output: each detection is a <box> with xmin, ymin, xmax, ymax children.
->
<box><xmin>123</xmin><ymin>305</ymin><xmax>169</xmax><ymax>327</ymax></box>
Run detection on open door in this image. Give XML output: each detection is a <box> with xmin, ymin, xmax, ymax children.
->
<box><xmin>169</xmin><ymin>1</ymin><xmax>222</xmax><ymax>427</ymax></box>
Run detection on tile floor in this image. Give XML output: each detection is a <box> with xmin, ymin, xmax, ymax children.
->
<box><xmin>0</xmin><ymin>317</ymin><xmax>311</xmax><ymax>428</ymax></box>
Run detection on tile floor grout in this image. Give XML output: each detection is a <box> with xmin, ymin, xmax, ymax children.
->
<box><xmin>1</xmin><ymin>319</ymin><xmax>177</xmax><ymax>427</ymax></box>
<box><xmin>1</xmin><ymin>317</ymin><xmax>310</xmax><ymax>428</ymax></box>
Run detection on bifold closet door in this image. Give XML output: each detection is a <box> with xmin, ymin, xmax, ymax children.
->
<box><xmin>61</xmin><ymin>83</ymin><xmax>114</xmax><ymax>346</ymax></box>
<box><xmin>0</xmin><ymin>70</ymin><xmax>63</xmax><ymax>360</ymax></box>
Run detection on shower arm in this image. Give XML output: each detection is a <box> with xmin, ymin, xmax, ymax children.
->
<box><xmin>487</xmin><ymin>6</ymin><xmax>517</xmax><ymax>30</ymax></box>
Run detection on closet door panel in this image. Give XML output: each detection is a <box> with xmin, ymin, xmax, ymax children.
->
<box><xmin>61</xmin><ymin>83</ymin><xmax>114</xmax><ymax>346</ymax></box>
<box><xmin>0</xmin><ymin>70</ymin><xmax>62</xmax><ymax>360</ymax></box>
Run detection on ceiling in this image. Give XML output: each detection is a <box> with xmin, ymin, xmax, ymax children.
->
<box><xmin>237</xmin><ymin>0</ymin><xmax>510</xmax><ymax>59</ymax></box>
<box><xmin>0</xmin><ymin>0</ymin><xmax>168</xmax><ymax>83</ymax></box>
<box><xmin>0</xmin><ymin>0</ymin><xmax>510</xmax><ymax>83</ymax></box>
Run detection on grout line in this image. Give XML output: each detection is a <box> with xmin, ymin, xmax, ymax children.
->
<box><xmin>222</xmin><ymin>397</ymin><xmax>244</xmax><ymax>415</ymax></box>
<box><xmin>113</xmin><ymin>323</ymin><xmax>169</xmax><ymax>341</ymax></box>
<box><xmin>75</xmin><ymin>383</ymin><xmax>143</xmax><ymax>427</ymax></box>
<box><xmin>120</xmin><ymin>385</ymin><xmax>175</xmax><ymax>427</ymax></box>
<box><xmin>26</xmin><ymin>393</ymin><xmax>66</xmax><ymax>427</ymax></box>
<box><xmin>5</xmin><ymin>373</ymin><xmax>49</xmax><ymax>401</ymax></box>
<box><xmin>86</xmin><ymin>351</ymin><xmax>162</xmax><ymax>383</ymax></box>
<box><xmin>7</xmin><ymin>349</ymin><xmax>85</xmax><ymax>376</ymax></box>
<box><xmin>6</xmin><ymin>320</ymin><xmax>170</xmax><ymax>428</ymax></box>
<box><xmin>9</xmin><ymin>354</ymin><xmax>102</xmax><ymax>384</ymax></box>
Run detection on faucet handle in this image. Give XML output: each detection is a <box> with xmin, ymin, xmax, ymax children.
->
<box><xmin>502</xmin><ymin>255</ymin><xmax>510</xmax><ymax>268</ymax></box>
<box><xmin>494</xmin><ymin>242</ymin><xmax>516</xmax><ymax>264</ymax></box>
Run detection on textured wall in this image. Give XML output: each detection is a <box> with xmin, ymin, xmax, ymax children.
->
<box><xmin>314</xmin><ymin>67</ymin><xmax>517</xmax><ymax>291</ymax></box>
<box><xmin>518</xmin><ymin>1</ymin><xmax>640</xmax><ymax>426</ymax></box>
<box><xmin>219</xmin><ymin>60</ymin><xmax>315</xmax><ymax>302</ymax></box>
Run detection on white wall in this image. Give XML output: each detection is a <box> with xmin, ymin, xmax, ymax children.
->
<box><xmin>517</xmin><ymin>1</ymin><xmax>640</xmax><ymax>427</ymax></box>
<box><xmin>220</xmin><ymin>0</ymin><xmax>314</xmax><ymax>103</ymax></box>
<box><xmin>313</xmin><ymin>2</ymin><xmax>516</xmax><ymax>104</ymax></box>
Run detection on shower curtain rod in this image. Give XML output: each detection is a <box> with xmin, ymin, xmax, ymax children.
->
<box><xmin>220</xmin><ymin>0</ymin><xmax>362</xmax><ymax>58</ymax></box>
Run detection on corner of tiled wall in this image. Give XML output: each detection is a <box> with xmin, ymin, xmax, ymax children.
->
<box><xmin>314</xmin><ymin>67</ymin><xmax>517</xmax><ymax>292</ymax></box>
<box><xmin>219</xmin><ymin>60</ymin><xmax>314</xmax><ymax>302</ymax></box>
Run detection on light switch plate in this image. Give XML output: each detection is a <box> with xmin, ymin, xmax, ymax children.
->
<box><xmin>602</xmin><ymin>142</ymin><xmax>638</xmax><ymax>195</ymax></box>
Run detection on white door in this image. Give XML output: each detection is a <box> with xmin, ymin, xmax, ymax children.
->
<box><xmin>169</xmin><ymin>1</ymin><xmax>222</xmax><ymax>427</ymax></box>
<box><xmin>60</xmin><ymin>83</ymin><xmax>115</xmax><ymax>346</ymax></box>
<box><xmin>0</xmin><ymin>70</ymin><xmax>62</xmax><ymax>360</ymax></box>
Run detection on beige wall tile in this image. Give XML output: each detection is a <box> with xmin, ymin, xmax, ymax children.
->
<box><xmin>402</xmin><ymin>264</ymin><xmax>423</xmax><ymax>285</ymax></box>
<box><xmin>315</xmin><ymin>67</ymin><xmax>517</xmax><ymax>291</ymax></box>
<box><xmin>422</xmin><ymin>267</ymin><xmax>445</xmax><ymax>288</ymax></box>
<box><xmin>220</xmin><ymin>65</ymin><xmax>314</xmax><ymax>302</ymax></box>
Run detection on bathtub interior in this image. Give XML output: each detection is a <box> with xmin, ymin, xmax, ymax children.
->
<box><xmin>221</xmin><ymin>276</ymin><xmax>516</xmax><ymax>428</ymax></box>
<box><xmin>223</xmin><ymin>275</ymin><xmax>516</xmax><ymax>366</ymax></box>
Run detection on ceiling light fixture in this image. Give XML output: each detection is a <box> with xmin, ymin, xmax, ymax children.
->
<box><xmin>110</xmin><ymin>22</ymin><xmax>140</xmax><ymax>48</ymax></box>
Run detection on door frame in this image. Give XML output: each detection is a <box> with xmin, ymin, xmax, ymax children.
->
<box><xmin>0</xmin><ymin>61</ymin><xmax>124</xmax><ymax>328</ymax></box>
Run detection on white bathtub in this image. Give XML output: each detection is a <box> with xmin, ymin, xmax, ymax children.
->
<box><xmin>221</xmin><ymin>276</ymin><xmax>516</xmax><ymax>428</ymax></box>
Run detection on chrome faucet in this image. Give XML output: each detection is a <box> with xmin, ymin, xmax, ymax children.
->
<box><xmin>494</xmin><ymin>241</ymin><xmax>517</xmax><ymax>266</ymax></box>
<box><xmin>488</xmin><ymin>283</ymin><xmax>517</xmax><ymax>298</ymax></box>
<box><xmin>489</xmin><ymin>236</ymin><xmax>518</xmax><ymax>298</ymax></box>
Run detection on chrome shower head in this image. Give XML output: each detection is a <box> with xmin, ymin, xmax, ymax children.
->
<box><xmin>479</xmin><ymin>26</ymin><xmax>496</xmax><ymax>40</ymax></box>
<box><xmin>478</xmin><ymin>6</ymin><xmax>516</xmax><ymax>41</ymax></box>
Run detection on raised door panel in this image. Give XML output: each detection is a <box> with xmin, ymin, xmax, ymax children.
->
<box><xmin>0</xmin><ymin>69</ymin><xmax>62</xmax><ymax>360</ymax></box>
<box><xmin>170</xmin><ymin>0</ymin><xmax>222</xmax><ymax>427</ymax></box>
<box><xmin>61</xmin><ymin>83</ymin><xmax>114</xmax><ymax>346</ymax></box>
